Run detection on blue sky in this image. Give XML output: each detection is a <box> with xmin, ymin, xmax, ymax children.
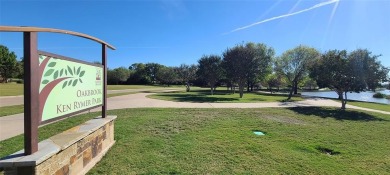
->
<box><xmin>1</xmin><ymin>0</ymin><xmax>389</xmax><ymax>69</ymax></box>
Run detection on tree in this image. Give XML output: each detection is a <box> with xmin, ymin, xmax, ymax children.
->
<box><xmin>310</xmin><ymin>50</ymin><xmax>366</xmax><ymax>110</ymax></box>
<box><xmin>275</xmin><ymin>45</ymin><xmax>320</xmax><ymax>100</ymax></box>
<box><xmin>245</xmin><ymin>43</ymin><xmax>274</xmax><ymax>92</ymax></box>
<box><xmin>197</xmin><ymin>55</ymin><xmax>222</xmax><ymax>95</ymax></box>
<box><xmin>127</xmin><ymin>63</ymin><xmax>151</xmax><ymax>84</ymax></box>
<box><xmin>223</xmin><ymin>43</ymin><xmax>274</xmax><ymax>98</ymax></box>
<box><xmin>16</xmin><ymin>58</ymin><xmax>24</xmax><ymax>79</ymax></box>
<box><xmin>350</xmin><ymin>49</ymin><xmax>389</xmax><ymax>91</ymax></box>
<box><xmin>156</xmin><ymin>66</ymin><xmax>178</xmax><ymax>87</ymax></box>
<box><xmin>176</xmin><ymin>64</ymin><xmax>198</xmax><ymax>92</ymax></box>
<box><xmin>264</xmin><ymin>73</ymin><xmax>285</xmax><ymax>93</ymax></box>
<box><xmin>145</xmin><ymin>63</ymin><xmax>163</xmax><ymax>84</ymax></box>
<box><xmin>107</xmin><ymin>67</ymin><xmax>130</xmax><ymax>85</ymax></box>
<box><xmin>301</xmin><ymin>76</ymin><xmax>317</xmax><ymax>90</ymax></box>
<box><xmin>0</xmin><ymin>45</ymin><xmax>18</xmax><ymax>83</ymax></box>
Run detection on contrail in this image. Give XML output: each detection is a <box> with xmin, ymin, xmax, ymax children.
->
<box><xmin>226</xmin><ymin>0</ymin><xmax>340</xmax><ymax>34</ymax></box>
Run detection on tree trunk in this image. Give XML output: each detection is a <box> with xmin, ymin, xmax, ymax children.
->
<box><xmin>251</xmin><ymin>85</ymin><xmax>254</xmax><ymax>92</ymax></box>
<box><xmin>186</xmin><ymin>82</ymin><xmax>190</xmax><ymax>92</ymax></box>
<box><xmin>247</xmin><ymin>81</ymin><xmax>250</xmax><ymax>92</ymax></box>
<box><xmin>210</xmin><ymin>85</ymin><xmax>214</xmax><ymax>95</ymax></box>
<box><xmin>287</xmin><ymin>86</ymin><xmax>294</xmax><ymax>100</ymax></box>
<box><xmin>239</xmin><ymin>82</ymin><xmax>245</xmax><ymax>98</ymax></box>
<box><xmin>239</xmin><ymin>86</ymin><xmax>244</xmax><ymax>98</ymax></box>
<box><xmin>294</xmin><ymin>81</ymin><xmax>298</xmax><ymax>94</ymax></box>
<box><xmin>341</xmin><ymin>91</ymin><xmax>348</xmax><ymax>110</ymax></box>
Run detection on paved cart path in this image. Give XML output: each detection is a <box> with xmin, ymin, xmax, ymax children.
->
<box><xmin>1</xmin><ymin>93</ymin><xmax>389</xmax><ymax>141</ymax></box>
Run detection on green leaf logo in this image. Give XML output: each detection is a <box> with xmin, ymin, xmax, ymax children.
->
<box><xmin>72</xmin><ymin>79</ymin><xmax>78</xmax><ymax>86</ymax></box>
<box><xmin>68</xmin><ymin>79</ymin><xmax>73</xmax><ymax>86</ymax></box>
<box><xmin>79</xmin><ymin>71</ymin><xmax>85</xmax><ymax>77</ymax></box>
<box><xmin>48</xmin><ymin>62</ymin><xmax>56</xmax><ymax>67</ymax></box>
<box><xmin>53</xmin><ymin>71</ymin><xmax>59</xmax><ymax>79</ymax></box>
<box><xmin>76</xmin><ymin>66</ymin><xmax>81</xmax><ymax>75</ymax></box>
<box><xmin>67</xmin><ymin>66</ymin><xmax>73</xmax><ymax>75</ymax></box>
<box><xmin>44</xmin><ymin>69</ymin><xmax>54</xmax><ymax>77</ymax></box>
<box><xmin>42</xmin><ymin>80</ymin><xmax>49</xmax><ymax>84</ymax></box>
<box><xmin>62</xmin><ymin>81</ymin><xmax>67</xmax><ymax>89</ymax></box>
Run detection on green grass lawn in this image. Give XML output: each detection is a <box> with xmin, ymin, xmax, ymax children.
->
<box><xmin>148</xmin><ymin>89</ymin><xmax>304</xmax><ymax>103</ymax></box>
<box><xmin>1</xmin><ymin>107</ymin><xmax>389</xmax><ymax>174</ymax></box>
<box><xmin>0</xmin><ymin>83</ymin><xmax>23</xmax><ymax>96</ymax></box>
<box><xmin>348</xmin><ymin>101</ymin><xmax>390</xmax><ymax>112</ymax></box>
<box><xmin>0</xmin><ymin>105</ymin><xmax>23</xmax><ymax>117</ymax></box>
<box><xmin>107</xmin><ymin>85</ymin><xmax>183</xmax><ymax>90</ymax></box>
<box><xmin>0</xmin><ymin>84</ymin><xmax>184</xmax><ymax>96</ymax></box>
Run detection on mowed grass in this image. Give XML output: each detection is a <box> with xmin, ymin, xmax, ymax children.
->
<box><xmin>0</xmin><ymin>105</ymin><xmax>23</xmax><ymax>117</ymax></box>
<box><xmin>148</xmin><ymin>89</ymin><xmax>304</xmax><ymax>103</ymax></box>
<box><xmin>2</xmin><ymin>108</ymin><xmax>389</xmax><ymax>174</ymax></box>
<box><xmin>0</xmin><ymin>84</ymin><xmax>183</xmax><ymax>96</ymax></box>
<box><xmin>107</xmin><ymin>85</ymin><xmax>183</xmax><ymax>90</ymax></box>
<box><xmin>0</xmin><ymin>83</ymin><xmax>23</xmax><ymax>96</ymax></box>
<box><xmin>348</xmin><ymin>101</ymin><xmax>390</xmax><ymax>112</ymax></box>
<box><xmin>86</xmin><ymin>108</ymin><xmax>390</xmax><ymax>174</ymax></box>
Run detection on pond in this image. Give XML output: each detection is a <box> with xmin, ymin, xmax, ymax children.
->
<box><xmin>301</xmin><ymin>90</ymin><xmax>390</xmax><ymax>104</ymax></box>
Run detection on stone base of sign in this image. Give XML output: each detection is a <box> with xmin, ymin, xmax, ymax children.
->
<box><xmin>0</xmin><ymin>115</ymin><xmax>116</xmax><ymax>175</ymax></box>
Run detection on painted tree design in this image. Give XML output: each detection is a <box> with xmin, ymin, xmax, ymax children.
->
<box><xmin>39</xmin><ymin>55</ymin><xmax>85</xmax><ymax>122</ymax></box>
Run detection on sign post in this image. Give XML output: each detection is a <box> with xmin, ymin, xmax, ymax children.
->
<box><xmin>102</xmin><ymin>44</ymin><xmax>107</xmax><ymax>118</ymax></box>
<box><xmin>23</xmin><ymin>32</ymin><xmax>39</xmax><ymax>154</ymax></box>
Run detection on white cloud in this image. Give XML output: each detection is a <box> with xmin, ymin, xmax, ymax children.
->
<box><xmin>226</xmin><ymin>0</ymin><xmax>340</xmax><ymax>34</ymax></box>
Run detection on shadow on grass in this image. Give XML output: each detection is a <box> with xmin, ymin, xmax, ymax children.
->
<box><xmin>289</xmin><ymin>107</ymin><xmax>387</xmax><ymax>121</ymax></box>
<box><xmin>155</xmin><ymin>93</ymin><xmax>239</xmax><ymax>103</ymax></box>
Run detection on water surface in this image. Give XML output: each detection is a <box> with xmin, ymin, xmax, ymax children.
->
<box><xmin>301</xmin><ymin>90</ymin><xmax>390</xmax><ymax>104</ymax></box>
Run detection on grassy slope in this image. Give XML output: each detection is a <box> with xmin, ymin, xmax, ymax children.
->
<box><xmin>148</xmin><ymin>89</ymin><xmax>304</xmax><ymax>103</ymax></box>
<box><xmin>1</xmin><ymin>108</ymin><xmax>389</xmax><ymax>174</ymax></box>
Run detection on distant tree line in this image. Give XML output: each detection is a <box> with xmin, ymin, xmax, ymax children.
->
<box><xmin>1</xmin><ymin>43</ymin><xmax>389</xmax><ymax>109</ymax></box>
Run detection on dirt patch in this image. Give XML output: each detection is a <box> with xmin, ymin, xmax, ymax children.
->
<box><xmin>316</xmin><ymin>146</ymin><xmax>341</xmax><ymax>156</ymax></box>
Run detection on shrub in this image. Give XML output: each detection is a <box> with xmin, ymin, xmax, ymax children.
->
<box><xmin>16</xmin><ymin>80</ymin><xmax>24</xmax><ymax>84</ymax></box>
<box><xmin>373</xmin><ymin>92</ymin><xmax>386</xmax><ymax>98</ymax></box>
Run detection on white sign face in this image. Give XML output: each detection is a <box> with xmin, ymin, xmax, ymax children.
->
<box><xmin>38</xmin><ymin>51</ymin><xmax>103</xmax><ymax>123</ymax></box>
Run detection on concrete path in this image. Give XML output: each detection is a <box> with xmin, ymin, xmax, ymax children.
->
<box><xmin>1</xmin><ymin>92</ymin><xmax>389</xmax><ymax>141</ymax></box>
<box><xmin>0</xmin><ymin>96</ymin><xmax>23</xmax><ymax>107</ymax></box>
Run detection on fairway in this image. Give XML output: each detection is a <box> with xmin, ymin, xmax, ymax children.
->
<box><xmin>148</xmin><ymin>89</ymin><xmax>304</xmax><ymax>103</ymax></box>
<box><xmin>1</xmin><ymin>107</ymin><xmax>389</xmax><ymax>174</ymax></box>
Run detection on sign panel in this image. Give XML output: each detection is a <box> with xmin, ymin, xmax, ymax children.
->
<box><xmin>38</xmin><ymin>51</ymin><xmax>103</xmax><ymax>123</ymax></box>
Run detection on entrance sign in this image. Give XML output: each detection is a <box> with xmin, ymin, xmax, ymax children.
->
<box><xmin>38</xmin><ymin>51</ymin><xmax>103</xmax><ymax>123</ymax></box>
<box><xmin>0</xmin><ymin>26</ymin><xmax>115</xmax><ymax>155</ymax></box>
